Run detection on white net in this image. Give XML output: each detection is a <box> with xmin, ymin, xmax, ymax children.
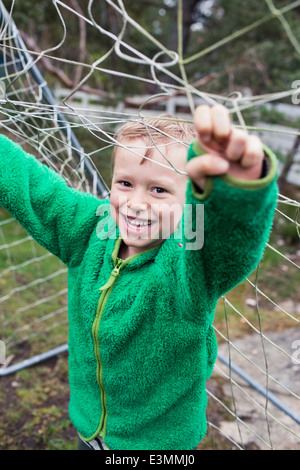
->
<box><xmin>0</xmin><ymin>0</ymin><xmax>299</xmax><ymax>450</ymax></box>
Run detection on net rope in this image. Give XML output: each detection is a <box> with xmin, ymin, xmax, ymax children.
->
<box><xmin>0</xmin><ymin>0</ymin><xmax>299</xmax><ymax>450</ymax></box>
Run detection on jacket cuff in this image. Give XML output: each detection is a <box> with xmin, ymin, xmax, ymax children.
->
<box><xmin>188</xmin><ymin>141</ymin><xmax>278</xmax><ymax>201</ymax></box>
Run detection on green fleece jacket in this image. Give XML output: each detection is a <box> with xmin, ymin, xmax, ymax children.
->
<box><xmin>0</xmin><ymin>134</ymin><xmax>278</xmax><ymax>450</ymax></box>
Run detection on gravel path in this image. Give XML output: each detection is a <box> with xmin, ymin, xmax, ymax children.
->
<box><xmin>213</xmin><ymin>327</ymin><xmax>300</xmax><ymax>450</ymax></box>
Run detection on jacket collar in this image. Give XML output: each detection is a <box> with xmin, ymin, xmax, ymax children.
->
<box><xmin>111</xmin><ymin>236</ymin><xmax>161</xmax><ymax>270</ymax></box>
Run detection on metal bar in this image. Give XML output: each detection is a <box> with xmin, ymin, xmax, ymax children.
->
<box><xmin>0</xmin><ymin>343</ymin><xmax>68</xmax><ymax>376</ymax></box>
<box><xmin>0</xmin><ymin>1</ymin><xmax>109</xmax><ymax>198</ymax></box>
<box><xmin>217</xmin><ymin>352</ymin><xmax>300</xmax><ymax>426</ymax></box>
<box><xmin>0</xmin><ymin>1</ymin><xmax>108</xmax><ymax>376</ymax></box>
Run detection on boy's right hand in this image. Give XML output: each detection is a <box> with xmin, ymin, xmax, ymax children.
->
<box><xmin>185</xmin><ymin>104</ymin><xmax>265</xmax><ymax>190</ymax></box>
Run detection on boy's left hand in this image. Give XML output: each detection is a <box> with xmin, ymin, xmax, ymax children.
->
<box><xmin>186</xmin><ymin>104</ymin><xmax>265</xmax><ymax>190</ymax></box>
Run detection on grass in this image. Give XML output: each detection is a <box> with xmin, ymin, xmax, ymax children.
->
<box><xmin>0</xmin><ymin>180</ymin><xmax>299</xmax><ymax>450</ymax></box>
<box><xmin>0</xmin><ymin>352</ymin><xmax>77</xmax><ymax>450</ymax></box>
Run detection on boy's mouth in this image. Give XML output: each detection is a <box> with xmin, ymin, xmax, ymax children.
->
<box><xmin>123</xmin><ymin>215</ymin><xmax>152</xmax><ymax>229</ymax></box>
<box><xmin>120</xmin><ymin>213</ymin><xmax>155</xmax><ymax>237</ymax></box>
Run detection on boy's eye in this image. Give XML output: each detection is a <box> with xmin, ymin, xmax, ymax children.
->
<box><xmin>152</xmin><ymin>187</ymin><xmax>166</xmax><ymax>194</ymax></box>
<box><xmin>119</xmin><ymin>181</ymin><xmax>132</xmax><ymax>187</ymax></box>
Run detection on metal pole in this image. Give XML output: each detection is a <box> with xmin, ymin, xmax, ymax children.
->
<box><xmin>0</xmin><ymin>344</ymin><xmax>68</xmax><ymax>376</ymax></box>
<box><xmin>0</xmin><ymin>0</ymin><xmax>109</xmax><ymax>198</ymax></box>
<box><xmin>0</xmin><ymin>1</ymin><xmax>108</xmax><ymax>376</ymax></box>
<box><xmin>217</xmin><ymin>352</ymin><xmax>300</xmax><ymax>426</ymax></box>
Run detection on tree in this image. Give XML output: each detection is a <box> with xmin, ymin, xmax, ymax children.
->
<box><xmin>7</xmin><ymin>0</ymin><xmax>300</xmax><ymax>101</ymax></box>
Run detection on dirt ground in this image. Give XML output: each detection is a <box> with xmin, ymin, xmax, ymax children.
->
<box><xmin>0</xmin><ymin>349</ymin><xmax>237</xmax><ymax>451</ymax></box>
<box><xmin>1</xmin><ymin>328</ymin><xmax>299</xmax><ymax>450</ymax></box>
<box><xmin>0</xmin><ymin>352</ymin><xmax>77</xmax><ymax>450</ymax></box>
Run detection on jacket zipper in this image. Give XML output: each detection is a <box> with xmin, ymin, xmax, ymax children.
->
<box><xmin>91</xmin><ymin>258</ymin><xmax>124</xmax><ymax>439</ymax></box>
<box><xmin>89</xmin><ymin>240</ymin><xmax>160</xmax><ymax>443</ymax></box>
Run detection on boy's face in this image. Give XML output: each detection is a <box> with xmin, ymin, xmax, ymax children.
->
<box><xmin>110</xmin><ymin>138</ymin><xmax>187</xmax><ymax>258</ymax></box>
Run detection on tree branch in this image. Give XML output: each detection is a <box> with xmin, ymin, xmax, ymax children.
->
<box><xmin>70</xmin><ymin>0</ymin><xmax>86</xmax><ymax>87</ymax></box>
<box><xmin>20</xmin><ymin>30</ymin><xmax>113</xmax><ymax>98</ymax></box>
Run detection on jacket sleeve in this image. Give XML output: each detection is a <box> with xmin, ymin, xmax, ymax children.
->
<box><xmin>0</xmin><ymin>134</ymin><xmax>102</xmax><ymax>267</ymax></box>
<box><xmin>178</xmin><ymin>140</ymin><xmax>278</xmax><ymax>301</ymax></box>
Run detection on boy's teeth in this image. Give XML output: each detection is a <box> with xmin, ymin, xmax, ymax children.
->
<box><xmin>125</xmin><ymin>216</ymin><xmax>151</xmax><ymax>227</ymax></box>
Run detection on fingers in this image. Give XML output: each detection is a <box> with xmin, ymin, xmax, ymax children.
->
<box><xmin>211</xmin><ymin>105</ymin><xmax>231</xmax><ymax>142</ymax></box>
<box><xmin>194</xmin><ymin>104</ymin><xmax>230</xmax><ymax>145</ymax></box>
<box><xmin>194</xmin><ymin>104</ymin><xmax>264</xmax><ymax>172</ymax></box>
<box><xmin>241</xmin><ymin>135</ymin><xmax>264</xmax><ymax>168</ymax></box>
<box><xmin>226</xmin><ymin>128</ymin><xmax>247</xmax><ymax>161</ymax></box>
<box><xmin>194</xmin><ymin>105</ymin><xmax>212</xmax><ymax>143</ymax></box>
<box><xmin>186</xmin><ymin>154</ymin><xmax>229</xmax><ymax>190</ymax></box>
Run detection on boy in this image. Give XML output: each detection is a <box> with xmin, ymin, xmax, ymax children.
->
<box><xmin>0</xmin><ymin>105</ymin><xmax>278</xmax><ymax>450</ymax></box>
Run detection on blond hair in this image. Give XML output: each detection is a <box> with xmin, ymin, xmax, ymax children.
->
<box><xmin>111</xmin><ymin>114</ymin><xmax>197</xmax><ymax>169</ymax></box>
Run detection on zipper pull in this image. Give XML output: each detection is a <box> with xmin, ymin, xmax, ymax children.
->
<box><xmin>99</xmin><ymin>260</ymin><xmax>123</xmax><ymax>291</ymax></box>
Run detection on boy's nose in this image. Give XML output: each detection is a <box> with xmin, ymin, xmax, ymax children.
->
<box><xmin>127</xmin><ymin>201</ymin><xmax>148</xmax><ymax>214</ymax></box>
<box><xmin>126</xmin><ymin>188</ymin><xmax>149</xmax><ymax>216</ymax></box>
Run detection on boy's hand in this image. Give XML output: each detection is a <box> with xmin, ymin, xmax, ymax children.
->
<box><xmin>186</xmin><ymin>104</ymin><xmax>265</xmax><ymax>190</ymax></box>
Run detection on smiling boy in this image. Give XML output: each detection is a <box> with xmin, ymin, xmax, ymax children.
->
<box><xmin>0</xmin><ymin>104</ymin><xmax>278</xmax><ymax>450</ymax></box>
<box><xmin>109</xmin><ymin>105</ymin><xmax>269</xmax><ymax>260</ymax></box>
<box><xmin>110</xmin><ymin>135</ymin><xmax>190</xmax><ymax>258</ymax></box>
